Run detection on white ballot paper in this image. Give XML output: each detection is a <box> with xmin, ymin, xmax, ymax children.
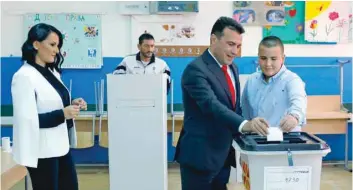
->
<box><xmin>267</xmin><ymin>127</ymin><xmax>283</xmax><ymax>141</ymax></box>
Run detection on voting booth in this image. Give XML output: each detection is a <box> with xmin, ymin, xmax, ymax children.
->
<box><xmin>107</xmin><ymin>74</ymin><xmax>168</xmax><ymax>190</ymax></box>
<box><xmin>233</xmin><ymin>132</ymin><xmax>331</xmax><ymax>190</ymax></box>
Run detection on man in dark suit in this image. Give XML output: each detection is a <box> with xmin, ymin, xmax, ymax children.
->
<box><xmin>174</xmin><ymin>17</ymin><xmax>269</xmax><ymax>190</ymax></box>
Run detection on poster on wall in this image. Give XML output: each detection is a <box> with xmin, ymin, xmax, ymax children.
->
<box><xmin>304</xmin><ymin>1</ymin><xmax>352</xmax><ymax>43</ymax></box>
<box><xmin>23</xmin><ymin>13</ymin><xmax>103</xmax><ymax>69</ymax></box>
<box><xmin>233</xmin><ymin>1</ymin><xmax>286</xmax><ymax>26</ymax></box>
<box><xmin>131</xmin><ymin>16</ymin><xmax>241</xmax><ymax>57</ymax></box>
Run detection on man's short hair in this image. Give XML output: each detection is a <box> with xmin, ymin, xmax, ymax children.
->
<box><xmin>211</xmin><ymin>16</ymin><xmax>245</xmax><ymax>38</ymax></box>
<box><xmin>259</xmin><ymin>36</ymin><xmax>284</xmax><ymax>53</ymax></box>
<box><xmin>139</xmin><ymin>33</ymin><xmax>154</xmax><ymax>45</ymax></box>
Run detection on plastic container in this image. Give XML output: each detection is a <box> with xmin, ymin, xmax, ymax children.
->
<box><xmin>233</xmin><ymin>132</ymin><xmax>331</xmax><ymax>190</ymax></box>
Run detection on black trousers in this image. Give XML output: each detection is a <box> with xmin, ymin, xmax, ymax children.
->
<box><xmin>180</xmin><ymin>164</ymin><xmax>231</xmax><ymax>190</ymax></box>
<box><xmin>26</xmin><ymin>150</ymin><xmax>78</xmax><ymax>190</ymax></box>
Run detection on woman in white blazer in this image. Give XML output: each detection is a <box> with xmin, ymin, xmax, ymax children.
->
<box><xmin>11</xmin><ymin>23</ymin><xmax>87</xmax><ymax>190</ymax></box>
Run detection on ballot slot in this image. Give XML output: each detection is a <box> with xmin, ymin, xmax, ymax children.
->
<box><xmin>254</xmin><ymin>136</ymin><xmax>307</xmax><ymax>145</ymax></box>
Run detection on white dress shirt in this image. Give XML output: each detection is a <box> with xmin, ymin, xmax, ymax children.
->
<box><xmin>208</xmin><ymin>49</ymin><xmax>248</xmax><ymax>133</ymax></box>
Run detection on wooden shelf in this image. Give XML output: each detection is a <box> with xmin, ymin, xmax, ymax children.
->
<box><xmin>307</xmin><ymin>112</ymin><xmax>351</xmax><ymax>120</ymax></box>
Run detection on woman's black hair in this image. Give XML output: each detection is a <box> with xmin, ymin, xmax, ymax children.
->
<box><xmin>21</xmin><ymin>23</ymin><xmax>64</xmax><ymax>73</ymax></box>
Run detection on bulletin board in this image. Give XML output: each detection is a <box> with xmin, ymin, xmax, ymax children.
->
<box><xmin>23</xmin><ymin>13</ymin><xmax>103</xmax><ymax>69</ymax></box>
<box><xmin>262</xmin><ymin>1</ymin><xmax>336</xmax><ymax>44</ymax></box>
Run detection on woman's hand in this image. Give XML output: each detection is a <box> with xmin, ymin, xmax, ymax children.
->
<box><xmin>63</xmin><ymin>105</ymin><xmax>80</xmax><ymax>119</ymax></box>
<box><xmin>72</xmin><ymin>98</ymin><xmax>87</xmax><ymax>110</ymax></box>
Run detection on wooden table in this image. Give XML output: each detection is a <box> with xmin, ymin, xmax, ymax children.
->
<box><xmin>2</xmin><ymin>98</ymin><xmax>351</xmax><ymax>172</ymax></box>
<box><xmin>1</xmin><ymin>149</ymin><xmax>28</xmax><ymax>190</ymax></box>
<box><xmin>71</xmin><ymin>112</ymin><xmax>184</xmax><ymax>149</ymax></box>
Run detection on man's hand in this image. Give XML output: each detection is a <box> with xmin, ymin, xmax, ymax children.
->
<box><xmin>242</xmin><ymin>117</ymin><xmax>270</xmax><ymax>136</ymax></box>
<box><xmin>280</xmin><ymin>115</ymin><xmax>298</xmax><ymax>132</ymax></box>
<box><xmin>72</xmin><ymin>98</ymin><xmax>87</xmax><ymax>111</ymax></box>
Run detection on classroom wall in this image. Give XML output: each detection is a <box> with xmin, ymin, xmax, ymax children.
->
<box><xmin>1</xmin><ymin>1</ymin><xmax>131</xmax><ymax>57</ymax></box>
<box><xmin>2</xmin><ymin>1</ymin><xmax>353</xmax><ymax>57</ymax></box>
<box><xmin>1</xmin><ymin>1</ymin><xmax>352</xmax><ymax>163</ymax></box>
<box><xmin>1</xmin><ymin>1</ymin><xmax>352</xmax><ymax>108</ymax></box>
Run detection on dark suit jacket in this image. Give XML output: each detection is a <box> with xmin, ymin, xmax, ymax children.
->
<box><xmin>174</xmin><ymin>49</ymin><xmax>245</xmax><ymax>172</ymax></box>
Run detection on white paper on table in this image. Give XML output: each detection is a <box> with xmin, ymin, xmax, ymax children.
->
<box><xmin>267</xmin><ymin>127</ymin><xmax>283</xmax><ymax>141</ymax></box>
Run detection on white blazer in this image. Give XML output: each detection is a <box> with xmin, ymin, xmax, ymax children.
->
<box><xmin>11</xmin><ymin>62</ymin><xmax>77</xmax><ymax>168</ymax></box>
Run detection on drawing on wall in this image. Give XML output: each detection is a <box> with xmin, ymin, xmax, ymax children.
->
<box><xmin>131</xmin><ymin>15</ymin><xmax>242</xmax><ymax>57</ymax></box>
<box><xmin>233</xmin><ymin>9</ymin><xmax>256</xmax><ymax>24</ymax></box>
<box><xmin>305</xmin><ymin>1</ymin><xmax>352</xmax><ymax>43</ymax></box>
<box><xmin>157</xmin><ymin>24</ymin><xmax>196</xmax><ymax>43</ymax></box>
<box><xmin>262</xmin><ymin>1</ymin><xmax>336</xmax><ymax>44</ymax></box>
<box><xmin>23</xmin><ymin>13</ymin><xmax>102</xmax><ymax>69</ymax></box>
<box><xmin>233</xmin><ymin>1</ymin><xmax>285</xmax><ymax>26</ymax></box>
<box><xmin>179</xmin><ymin>26</ymin><xmax>195</xmax><ymax>39</ymax></box>
<box><xmin>233</xmin><ymin>1</ymin><xmax>252</xmax><ymax>7</ymax></box>
<box><xmin>131</xmin><ymin>16</ymin><xmax>241</xmax><ymax>57</ymax></box>
<box><xmin>265</xmin><ymin>9</ymin><xmax>285</xmax><ymax>23</ymax></box>
<box><xmin>265</xmin><ymin>1</ymin><xmax>283</xmax><ymax>6</ymax></box>
<box><xmin>84</xmin><ymin>25</ymin><xmax>99</xmax><ymax>37</ymax></box>
<box><xmin>142</xmin><ymin>23</ymin><xmax>211</xmax><ymax>57</ymax></box>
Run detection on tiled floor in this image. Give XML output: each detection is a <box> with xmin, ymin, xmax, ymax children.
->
<box><xmin>11</xmin><ymin>163</ymin><xmax>352</xmax><ymax>190</ymax></box>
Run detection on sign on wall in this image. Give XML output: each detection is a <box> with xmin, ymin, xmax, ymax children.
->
<box><xmin>23</xmin><ymin>13</ymin><xmax>103</xmax><ymax>69</ymax></box>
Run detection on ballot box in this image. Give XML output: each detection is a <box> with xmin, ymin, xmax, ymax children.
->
<box><xmin>233</xmin><ymin>132</ymin><xmax>331</xmax><ymax>190</ymax></box>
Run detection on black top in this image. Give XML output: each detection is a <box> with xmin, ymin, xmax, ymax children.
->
<box><xmin>30</xmin><ymin>62</ymin><xmax>73</xmax><ymax>129</ymax></box>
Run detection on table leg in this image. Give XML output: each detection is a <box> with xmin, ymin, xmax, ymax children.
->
<box><xmin>344</xmin><ymin>123</ymin><xmax>352</xmax><ymax>172</ymax></box>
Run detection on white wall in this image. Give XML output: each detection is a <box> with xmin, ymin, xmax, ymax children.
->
<box><xmin>1</xmin><ymin>1</ymin><xmax>352</xmax><ymax>58</ymax></box>
<box><xmin>1</xmin><ymin>1</ymin><xmax>131</xmax><ymax>57</ymax></box>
